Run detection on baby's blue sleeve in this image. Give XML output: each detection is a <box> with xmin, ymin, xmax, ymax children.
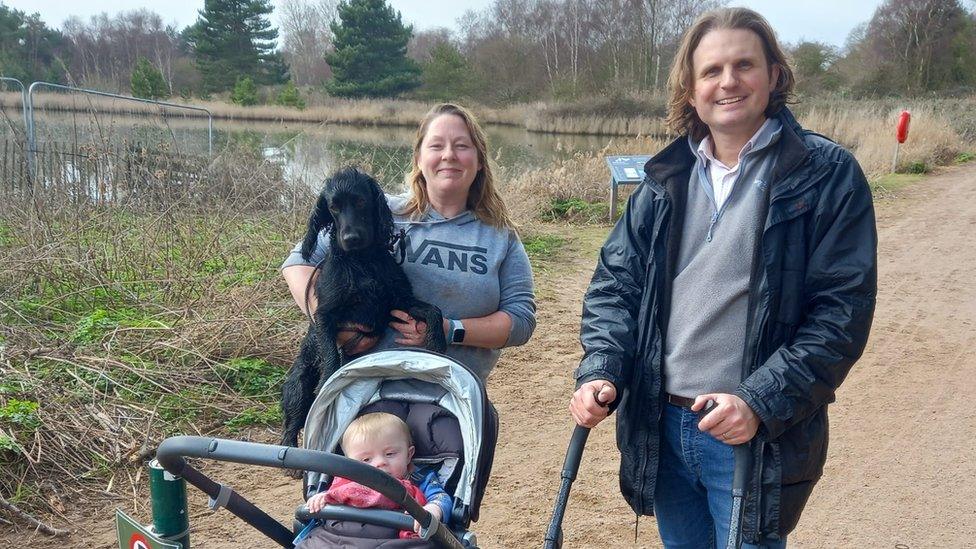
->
<box><xmin>415</xmin><ymin>470</ymin><xmax>452</xmax><ymax>525</ymax></box>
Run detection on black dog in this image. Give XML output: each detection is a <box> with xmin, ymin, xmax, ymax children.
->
<box><xmin>279</xmin><ymin>167</ymin><xmax>447</xmax><ymax>452</ymax></box>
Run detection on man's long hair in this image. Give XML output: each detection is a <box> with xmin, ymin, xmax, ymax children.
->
<box><xmin>665</xmin><ymin>7</ymin><xmax>796</xmax><ymax>141</ymax></box>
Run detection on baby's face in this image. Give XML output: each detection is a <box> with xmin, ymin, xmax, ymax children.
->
<box><xmin>344</xmin><ymin>427</ymin><xmax>414</xmax><ymax>479</ymax></box>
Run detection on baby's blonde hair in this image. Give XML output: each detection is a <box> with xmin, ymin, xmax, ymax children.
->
<box><xmin>341</xmin><ymin>412</ymin><xmax>413</xmax><ymax>453</ymax></box>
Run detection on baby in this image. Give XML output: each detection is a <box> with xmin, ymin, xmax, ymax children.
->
<box><xmin>305</xmin><ymin>412</ymin><xmax>452</xmax><ymax>539</ymax></box>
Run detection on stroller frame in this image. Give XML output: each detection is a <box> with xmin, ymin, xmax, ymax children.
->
<box><xmin>156</xmin><ymin>350</ymin><xmax>494</xmax><ymax>549</ymax></box>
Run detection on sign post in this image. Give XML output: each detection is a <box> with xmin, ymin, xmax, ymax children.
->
<box><xmin>605</xmin><ymin>155</ymin><xmax>651</xmax><ymax>221</ymax></box>
<box><xmin>148</xmin><ymin>458</ymin><xmax>190</xmax><ymax>548</ymax></box>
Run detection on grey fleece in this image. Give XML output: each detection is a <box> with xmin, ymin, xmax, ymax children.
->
<box><xmin>664</xmin><ymin>121</ymin><xmax>781</xmax><ymax>397</ymax></box>
<box><xmin>282</xmin><ymin>194</ymin><xmax>536</xmax><ymax>381</ymax></box>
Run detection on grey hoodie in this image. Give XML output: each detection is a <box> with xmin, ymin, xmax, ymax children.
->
<box><xmin>282</xmin><ymin>194</ymin><xmax>536</xmax><ymax>380</ymax></box>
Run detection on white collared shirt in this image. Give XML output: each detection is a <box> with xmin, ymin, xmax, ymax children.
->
<box><xmin>696</xmin><ymin>119</ymin><xmax>774</xmax><ymax>210</ymax></box>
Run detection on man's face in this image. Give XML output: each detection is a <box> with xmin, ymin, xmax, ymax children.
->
<box><xmin>689</xmin><ymin>28</ymin><xmax>779</xmax><ymax>142</ymax></box>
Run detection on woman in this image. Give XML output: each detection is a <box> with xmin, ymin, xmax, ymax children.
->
<box><xmin>281</xmin><ymin>103</ymin><xmax>536</xmax><ymax>380</ymax></box>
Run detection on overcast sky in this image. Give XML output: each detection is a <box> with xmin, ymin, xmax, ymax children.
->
<box><xmin>4</xmin><ymin>0</ymin><xmax>884</xmax><ymax>49</ymax></box>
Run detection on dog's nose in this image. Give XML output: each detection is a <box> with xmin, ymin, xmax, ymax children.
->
<box><xmin>340</xmin><ymin>232</ymin><xmax>365</xmax><ymax>250</ymax></box>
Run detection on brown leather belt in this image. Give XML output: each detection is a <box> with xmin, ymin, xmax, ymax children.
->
<box><xmin>665</xmin><ymin>393</ymin><xmax>696</xmax><ymax>408</ymax></box>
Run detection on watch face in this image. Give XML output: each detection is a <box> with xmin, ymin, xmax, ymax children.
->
<box><xmin>452</xmin><ymin>327</ymin><xmax>465</xmax><ymax>344</ymax></box>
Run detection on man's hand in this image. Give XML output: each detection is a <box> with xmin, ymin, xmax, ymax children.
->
<box><xmin>569</xmin><ymin>380</ymin><xmax>617</xmax><ymax>428</ymax></box>
<box><xmin>336</xmin><ymin>323</ymin><xmax>379</xmax><ymax>355</ymax></box>
<box><xmin>692</xmin><ymin>393</ymin><xmax>761</xmax><ymax>445</ymax></box>
<box><xmin>414</xmin><ymin>503</ymin><xmax>443</xmax><ymax>534</ymax></box>
<box><xmin>390</xmin><ymin>310</ymin><xmax>429</xmax><ymax>346</ymax></box>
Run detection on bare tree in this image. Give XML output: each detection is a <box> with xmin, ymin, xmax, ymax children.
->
<box><xmin>857</xmin><ymin>0</ymin><xmax>970</xmax><ymax>93</ymax></box>
<box><xmin>278</xmin><ymin>0</ymin><xmax>338</xmax><ymax>86</ymax></box>
<box><xmin>61</xmin><ymin>10</ymin><xmax>183</xmax><ymax>93</ymax></box>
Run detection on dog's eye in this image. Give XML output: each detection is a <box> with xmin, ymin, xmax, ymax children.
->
<box><xmin>356</xmin><ymin>199</ymin><xmax>367</xmax><ymax>209</ymax></box>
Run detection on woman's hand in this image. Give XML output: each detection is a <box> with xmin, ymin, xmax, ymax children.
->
<box><xmin>390</xmin><ymin>310</ymin><xmax>430</xmax><ymax>346</ymax></box>
<box><xmin>413</xmin><ymin>503</ymin><xmax>443</xmax><ymax>533</ymax></box>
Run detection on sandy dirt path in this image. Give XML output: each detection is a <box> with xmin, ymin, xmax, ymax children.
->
<box><xmin>6</xmin><ymin>163</ymin><xmax>976</xmax><ymax>548</ymax></box>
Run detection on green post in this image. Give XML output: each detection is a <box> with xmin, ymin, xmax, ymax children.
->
<box><xmin>148</xmin><ymin>459</ymin><xmax>190</xmax><ymax>548</ymax></box>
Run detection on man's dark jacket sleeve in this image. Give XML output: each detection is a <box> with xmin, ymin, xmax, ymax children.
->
<box><xmin>575</xmin><ymin>186</ymin><xmax>653</xmax><ymax>394</ymax></box>
<box><xmin>736</xmin><ymin>150</ymin><xmax>878</xmax><ymax>440</ymax></box>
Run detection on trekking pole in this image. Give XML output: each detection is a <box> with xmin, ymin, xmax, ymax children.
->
<box><xmin>726</xmin><ymin>443</ymin><xmax>754</xmax><ymax>549</ymax></box>
<box><xmin>543</xmin><ymin>425</ymin><xmax>590</xmax><ymax>549</ymax></box>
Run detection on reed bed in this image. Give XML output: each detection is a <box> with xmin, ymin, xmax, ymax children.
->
<box><xmin>798</xmin><ymin>104</ymin><xmax>962</xmax><ymax>179</ymax></box>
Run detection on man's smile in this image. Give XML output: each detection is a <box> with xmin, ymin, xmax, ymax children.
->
<box><xmin>716</xmin><ymin>96</ymin><xmax>746</xmax><ymax>105</ymax></box>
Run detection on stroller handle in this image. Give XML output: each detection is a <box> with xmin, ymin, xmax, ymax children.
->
<box><xmin>156</xmin><ymin>436</ymin><xmax>464</xmax><ymax>549</ymax></box>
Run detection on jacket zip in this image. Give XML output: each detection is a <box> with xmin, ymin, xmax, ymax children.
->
<box><xmin>635</xmin><ymin>178</ymin><xmax>671</xmax><ymax>515</ymax></box>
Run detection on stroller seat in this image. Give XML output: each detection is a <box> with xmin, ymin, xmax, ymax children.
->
<box><xmin>294</xmin><ymin>350</ymin><xmax>497</xmax><ymax>549</ymax></box>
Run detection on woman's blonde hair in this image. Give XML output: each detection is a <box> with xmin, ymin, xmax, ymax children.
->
<box><xmin>400</xmin><ymin>103</ymin><xmax>515</xmax><ymax>229</ymax></box>
<box><xmin>341</xmin><ymin>412</ymin><xmax>413</xmax><ymax>452</ymax></box>
<box><xmin>665</xmin><ymin>7</ymin><xmax>795</xmax><ymax>141</ymax></box>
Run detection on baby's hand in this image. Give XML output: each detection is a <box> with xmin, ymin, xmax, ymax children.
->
<box><xmin>413</xmin><ymin>503</ymin><xmax>443</xmax><ymax>534</ymax></box>
<box><xmin>306</xmin><ymin>492</ymin><xmax>328</xmax><ymax>514</ymax></box>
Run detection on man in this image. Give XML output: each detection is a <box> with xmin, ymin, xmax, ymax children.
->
<box><xmin>569</xmin><ymin>8</ymin><xmax>877</xmax><ymax>548</ymax></box>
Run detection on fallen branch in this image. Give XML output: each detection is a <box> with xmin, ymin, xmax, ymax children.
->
<box><xmin>0</xmin><ymin>494</ymin><xmax>71</xmax><ymax>536</ymax></box>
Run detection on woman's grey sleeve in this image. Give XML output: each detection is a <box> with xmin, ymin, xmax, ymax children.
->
<box><xmin>280</xmin><ymin>229</ymin><xmax>330</xmax><ymax>270</ymax></box>
<box><xmin>498</xmin><ymin>232</ymin><xmax>537</xmax><ymax>347</ymax></box>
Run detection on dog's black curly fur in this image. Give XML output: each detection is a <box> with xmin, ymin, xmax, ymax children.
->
<box><xmin>279</xmin><ymin>167</ymin><xmax>447</xmax><ymax>452</ymax></box>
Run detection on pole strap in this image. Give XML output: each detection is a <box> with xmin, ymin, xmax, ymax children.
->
<box><xmin>417</xmin><ymin>513</ymin><xmax>439</xmax><ymax>540</ymax></box>
<box><xmin>208</xmin><ymin>483</ymin><xmax>233</xmax><ymax>511</ymax></box>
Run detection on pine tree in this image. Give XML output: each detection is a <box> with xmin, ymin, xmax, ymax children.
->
<box><xmin>419</xmin><ymin>42</ymin><xmax>474</xmax><ymax>101</ymax></box>
<box><xmin>276</xmin><ymin>80</ymin><xmax>306</xmax><ymax>109</ymax></box>
<box><xmin>189</xmin><ymin>0</ymin><xmax>287</xmax><ymax>93</ymax></box>
<box><xmin>0</xmin><ymin>6</ymin><xmax>64</xmax><ymax>83</ymax></box>
<box><xmin>131</xmin><ymin>57</ymin><xmax>170</xmax><ymax>100</ymax></box>
<box><xmin>326</xmin><ymin>0</ymin><xmax>421</xmax><ymax>98</ymax></box>
<box><xmin>231</xmin><ymin>76</ymin><xmax>259</xmax><ymax>105</ymax></box>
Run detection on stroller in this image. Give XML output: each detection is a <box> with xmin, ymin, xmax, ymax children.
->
<box><xmin>156</xmin><ymin>349</ymin><xmax>497</xmax><ymax>548</ymax></box>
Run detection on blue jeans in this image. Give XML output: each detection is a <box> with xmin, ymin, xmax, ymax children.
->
<box><xmin>654</xmin><ymin>403</ymin><xmax>786</xmax><ymax>549</ymax></box>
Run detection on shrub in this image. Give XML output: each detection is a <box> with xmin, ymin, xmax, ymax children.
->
<box><xmin>276</xmin><ymin>81</ymin><xmax>306</xmax><ymax>109</ymax></box>
<box><xmin>907</xmin><ymin>161</ymin><xmax>930</xmax><ymax>174</ymax></box>
<box><xmin>130</xmin><ymin>57</ymin><xmax>170</xmax><ymax>100</ymax></box>
<box><xmin>0</xmin><ymin>399</ymin><xmax>41</xmax><ymax>432</ymax></box>
<box><xmin>216</xmin><ymin>357</ymin><xmax>285</xmax><ymax>398</ymax></box>
<box><xmin>231</xmin><ymin>76</ymin><xmax>259</xmax><ymax>106</ymax></box>
<box><xmin>955</xmin><ymin>151</ymin><xmax>975</xmax><ymax>163</ymax></box>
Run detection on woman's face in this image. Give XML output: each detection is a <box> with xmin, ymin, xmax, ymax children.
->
<box><xmin>417</xmin><ymin>114</ymin><xmax>482</xmax><ymax>203</ymax></box>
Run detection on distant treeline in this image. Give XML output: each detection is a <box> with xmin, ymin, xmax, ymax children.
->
<box><xmin>1</xmin><ymin>0</ymin><xmax>975</xmax><ymax>105</ymax></box>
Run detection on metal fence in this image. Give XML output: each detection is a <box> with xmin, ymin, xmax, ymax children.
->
<box><xmin>1</xmin><ymin>137</ymin><xmax>214</xmax><ymax>204</ymax></box>
<box><xmin>0</xmin><ymin>80</ymin><xmax>215</xmax><ymax>188</ymax></box>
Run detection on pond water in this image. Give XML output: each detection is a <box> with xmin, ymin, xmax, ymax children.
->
<box><xmin>19</xmin><ymin>110</ymin><xmax>618</xmax><ymax>193</ymax></box>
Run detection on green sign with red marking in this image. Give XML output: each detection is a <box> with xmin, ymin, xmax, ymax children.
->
<box><xmin>116</xmin><ymin>509</ymin><xmax>182</xmax><ymax>549</ymax></box>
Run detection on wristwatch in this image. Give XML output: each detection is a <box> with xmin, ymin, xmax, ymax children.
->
<box><xmin>448</xmin><ymin>319</ymin><xmax>466</xmax><ymax>345</ymax></box>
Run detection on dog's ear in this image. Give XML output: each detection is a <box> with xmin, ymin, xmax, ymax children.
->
<box><xmin>301</xmin><ymin>184</ymin><xmax>334</xmax><ymax>261</ymax></box>
<box><xmin>370</xmin><ymin>176</ymin><xmax>395</xmax><ymax>241</ymax></box>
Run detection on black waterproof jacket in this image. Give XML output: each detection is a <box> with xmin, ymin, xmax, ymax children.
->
<box><xmin>575</xmin><ymin>107</ymin><xmax>877</xmax><ymax>543</ymax></box>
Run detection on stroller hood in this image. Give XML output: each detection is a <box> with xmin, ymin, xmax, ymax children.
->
<box><xmin>303</xmin><ymin>349</ymin><xmax>496</xmax><ymax>520</ymax></box>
